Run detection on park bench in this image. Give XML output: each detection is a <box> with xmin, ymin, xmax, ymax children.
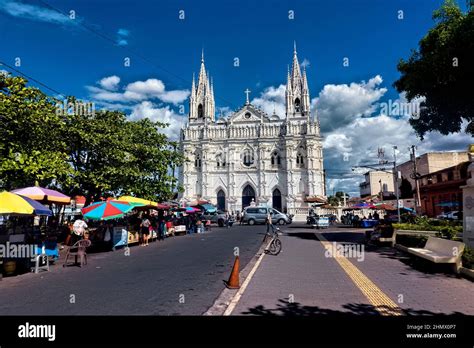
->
<box><xmin>406</xmin><ymin>236</ymin><xmax>465</xmax><ymax>274</ymax></box>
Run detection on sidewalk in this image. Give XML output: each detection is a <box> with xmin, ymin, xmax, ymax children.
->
<box><xmin>230</xmin><ymin>225</ymin><xmax>474</xmax><ymax>316</ymax></box>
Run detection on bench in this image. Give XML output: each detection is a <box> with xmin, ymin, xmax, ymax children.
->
<box><xmin>406</xmin><ymin>236</ymin><xmax>465</xmax><ymax>273</ymax></box>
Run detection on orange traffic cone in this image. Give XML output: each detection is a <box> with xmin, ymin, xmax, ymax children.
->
<box><xmin>224</xmin><ymin>256</ymin><xmax>240</xmax><ymax>289</ymax></box>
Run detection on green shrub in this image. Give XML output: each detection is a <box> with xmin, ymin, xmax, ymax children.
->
<box><xmin>462</xmin><ymin>247</ymin><xmax>474</xmax><ymax>270</ymax></box>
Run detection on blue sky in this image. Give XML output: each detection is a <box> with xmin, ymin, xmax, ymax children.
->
<box><xmin>1</xmin><ymin>0</ymin><xmax>471</xmax><ymax>195</ymax></box>
<box><xmin>1</xmin><ymin>0</ymin><xmax>453</xmax><ymax>105</ymax></box>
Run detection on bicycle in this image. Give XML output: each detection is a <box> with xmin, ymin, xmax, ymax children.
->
<box><xmin>264</xmin><ymin>226</ymin><xmax>282</xmax><ymax>255</ymax></box>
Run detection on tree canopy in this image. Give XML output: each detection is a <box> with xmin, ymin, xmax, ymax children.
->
<box><xmin>394</xmin><ymin>0</ymin><xmax>474</xmax><ymax>139</ymax></box>
<box><xmin>0</xmin><ymin>73</ymin><xmax>184</xmax><ymax>204</ymax></box>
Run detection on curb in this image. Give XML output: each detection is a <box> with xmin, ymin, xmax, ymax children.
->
<box><xmin>203</xmin><ymin>234</ymin><xmax>270</xmax><ymax>315</ymax></box>
<box><xmin>394</xmin><ymin>244</ymin><xmax>474</xmax><ymax>282</ymax></box>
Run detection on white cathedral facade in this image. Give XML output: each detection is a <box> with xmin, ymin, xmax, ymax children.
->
<box><xmin>178</xmin><ymin>46</ymin><xmax>326</xmax><ymax>217</ymax></box>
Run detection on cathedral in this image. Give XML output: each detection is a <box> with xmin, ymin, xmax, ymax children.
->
<box><xmin>178</xmin><ymin>45</ymin><xmax>326</xmax><ymax>218</ymax></box>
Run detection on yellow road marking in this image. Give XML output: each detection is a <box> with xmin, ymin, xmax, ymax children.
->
<box><xmin>317</xmin><ymin>233</ymin><xmax>403</xmax><ymax>316</ymax></box>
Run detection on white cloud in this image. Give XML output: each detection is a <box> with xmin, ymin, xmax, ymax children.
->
<box><xmin>116</xmin><ymin>28</ymin><xmax>129</xmax><ymax>46</ymax></box>
<box><xmin>251</xmin><ymin>84</ymin><xmax>286</xmax><ymax>117</ymax></box>
<box><xmin>314</xmin><ymin>75</ymin><xmax>387</xmax><ymax>133</ymax></box>
<box><xmin>0</xmin><ymin>0</ymin><xmax>77</xmax><ymax>25</ymax></box>
<box><xmin>129</xmin><ymin>101</ymin><xmax>185</xmax><ymax>139</ymax></box>
<box><xmin>87</xmin><ymin>77</ymin><xmax>190</xmax><ymax>105</ymax></box>
<box><xmin>99</xmin><ymin>75</ymin><xmax>120</xmax><ymax>91</ymax></box>
<box><xmin>301</xmin><ymin>58</ymin><xmax>310</xmax><ymax>68</ymax></box>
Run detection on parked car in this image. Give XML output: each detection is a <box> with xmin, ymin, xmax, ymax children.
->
<box><xmin>242</xmin><ymin>206</ymin><xmax>292</xmax><ymax>225</ymax></box>
<box><xmin>202</xmin><ymin>210</ymin><xmax>226</xmax><ymax>227</ymax></box>
<box><xmin>436</xmin><ymin>211</ymin><xmax>462</xmax><ymax>220</ymax></box>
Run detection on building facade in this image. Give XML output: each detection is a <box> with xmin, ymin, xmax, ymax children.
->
<box><xmin>396</xmin><ymin>152</ymin><xmax>469</xmax><ymax>189</ymax></box>
<box><xmin>359</xmin><ymin>170</ymin><xmax>395</xmax><ymax>199</ymax></box>
<box><xmin>419</xmin><ymin>162</ymin><xmax>469</xmax><ymax>217</ymax></box>
<box><xmin>178</xmin><ymin>46</ymin><xmax>325</xmax><ymax>216</ymax></box>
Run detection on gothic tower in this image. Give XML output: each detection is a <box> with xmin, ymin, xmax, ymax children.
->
<box><xmin>285</xmin><ymin>42</ymin><xmax>311</xmax><ymax>119</ymax></box>
<box><xmin>189</xmin><ymin>51</ymin><xmax>215</xmax><ymax>122</ymax></box>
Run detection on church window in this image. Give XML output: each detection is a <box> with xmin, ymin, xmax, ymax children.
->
<box><xmin>194</xmin><ymin>153</ymin><xmax>202</xmax><ymax>168</ymax></box>
<box><xmin>244</xmin><ymin>112</ymin><xmax>251</xmax><ymax>119</ymax></box>
<box><xmin>296</xmin><ymin>153</ymin><xmax>304</xmax><ymax>168</ymax></box>
<box><xmin>198</xmin><ymin>104</ymin><xmax>204</xmax><ymax>118</ymax></box>
<box><xmin>271</xmin><ymin>151</ymin><xmax>281</xmax><ymax>167</ymax></box>
<box><xmin>242</xmin><ymin>149</ymin><xmax>254</xmax><ymax>167</ymax></box>
<box><xmin>295</xmin><ymin>98</ymin><xmax>301</xmax><ymax>112</ymax></box>
<box><xmin>216</xmin><ymin>154</ymin><xmax>226</xmax><ymax>168</ymax></box>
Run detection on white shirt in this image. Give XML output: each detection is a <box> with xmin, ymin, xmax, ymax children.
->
<box><xmin>73</xmin><ymin>220</ymin><xmax>88</xmax><ymax>236</ymax></box>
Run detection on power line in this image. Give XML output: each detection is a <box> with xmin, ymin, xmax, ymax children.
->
<box><xmin>36</xmin><ymin>0</ymin><xmax>239</xmax><ymax>110</ymax></box>
<box><xmin>0</xmin><ymin>61</ymin><xmax>66</xmax><ymax>98</ymax></box>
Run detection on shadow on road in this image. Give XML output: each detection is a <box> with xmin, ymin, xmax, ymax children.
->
<box><xmin>241</xmin><ymin>299</ymin><xmax>467</xmax><ymax>316</ymax></box>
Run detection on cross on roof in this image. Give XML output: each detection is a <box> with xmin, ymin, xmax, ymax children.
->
<box><xmin>244</xmin><ymin>88</ymin><xmax>251</xmax><ymax>105</ymax></box>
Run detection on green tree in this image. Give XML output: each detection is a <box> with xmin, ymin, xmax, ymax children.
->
<box><xmin>394</xmin><ymin>0</ymin><xmax>474</xmax><ymax>138</ymax></box>
<box><xmin>1</xmin><ymin>74</ymin><xmax>185</xmax><ymax>205</ymax></box>
<box><xmin>327</xmin><ymin>192</ymin><xmax>349</xmax><ymax>207</ymax></box>
<box><xmin>61</xmin><ymin>107</ymin><xmax>185</xmax><ymax>205</ymax></box>
<box><xmin>0</xmin><ymin>74</ymin><xmax>72</xmax><ymax>190</ymax></box>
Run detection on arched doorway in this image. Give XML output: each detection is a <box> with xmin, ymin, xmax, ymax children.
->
<box><xmin>242</xmin><ymin>184</ymin><xmax>255</xmax><ymax>209</ymax></box>
<box><xmin>272</xmin><ymin>188</ymin><xmax>282</xmax><ymax>212</ymax></box>
<box><xmin>217</xmin><ymin>190</ymin><xmax>225</xmax><ymax>211</ymax></box>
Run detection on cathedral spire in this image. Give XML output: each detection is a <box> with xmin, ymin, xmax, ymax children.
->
<box><xmin>189</xmin><ymin>51</ymin><xmax>215</xmax><ymax>122</ymax></box>
<box><xmin>286</xmin><ymin>44</ymin><xmax>310</xmax><ymax>118</ymax></box>
<box><xmin>291</xmin><ymin>42</ymin><xmax>301</xmax><ymax>83</ymax></box>
<box><xmin>191</xmin><ymin>73</ymin><xmax>196</xmax><ymax>98</ymax></box>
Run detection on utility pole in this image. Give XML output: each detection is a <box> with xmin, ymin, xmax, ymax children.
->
<box><xmin>410</xmin><ymin>145</ymin><xmax>422</xmax><ymax>210</ymax></box>
<box><xmin>393</xmin><ymin>146</ymin><xmax>401</xmax><ymax>222</ymax></box>
<box><xmin>379</xmin><ymin>179</ymin><xmax>383</xmax><ymax>202</ymax></box>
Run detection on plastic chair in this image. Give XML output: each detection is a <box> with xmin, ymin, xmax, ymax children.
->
<box><xmin>63</xmin><ymin>239</ymin><xmax>91</xmax><ymax>267</ymax></box>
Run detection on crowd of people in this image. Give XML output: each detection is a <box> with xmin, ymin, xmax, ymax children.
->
<box><xmin>341</xmin><ymin>211</ymin><xmax>380</xmax><ymax>227</ymax></box>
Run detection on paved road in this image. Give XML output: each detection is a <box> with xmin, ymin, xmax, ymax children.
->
<box><xmin>0</xmin><ymin>224</ymin><xmax>265</xmax><ymax>315</ymax></box>
<box><xmin>232</xmin><ymin>224</ymin><xmax>474</xmax><ymax>316</ymax></box>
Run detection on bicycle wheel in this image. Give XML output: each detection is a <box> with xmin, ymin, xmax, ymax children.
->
<box><xmin>269</xmin><ymin>238</ymin><xmax>282</xmax><ymax>255</ymax></box>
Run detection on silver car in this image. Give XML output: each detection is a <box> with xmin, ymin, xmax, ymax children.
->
<box><xmin>242</xmin><ymin>206</ymin><xmax>292</xmax><ymax>225</ymax></box>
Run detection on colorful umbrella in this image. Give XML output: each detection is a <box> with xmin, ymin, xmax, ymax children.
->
<box><xmin>371</xmin><ymin>203</ymin><xmax>396</xmax><ymax>211</ymax></box>
<box><xmin>118</xmin><ymin>196</ymin><xmax>170</xmax><ymax>210</ymax></box>
<box><xmin>81</xmin><ymin>200</ymin><xmax>136</xmax><ymax>220</ymax></box>
<box><xmin>0</xmin><ymin>191</ymin><xmax>52</xmax><ymax>216</ymax></box>
<box><xmin>196</xmin><ymin>203</ymin><xmax>217</xmax><ymax>213</ymax></box>
<box><xmin>185</xmin><ymin>206</ymin><xmax>201</xmax><ymax>213</ymax></box>
<box><xmin>188</xmin><ymin>199</ymin><xmax>210</xmax><ymax>206</ymax></box>
<box><xmin>12</xmin><ymin>186</ymin><xmax>71</xmax><ymax>204</ymax></box>
<box><xmin>353</xmin><ymin>202</ymin><xmax>376</xmax><ymax>209</ymax></box>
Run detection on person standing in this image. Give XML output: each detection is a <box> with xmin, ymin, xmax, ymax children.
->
<box><xmin>266</xmin><ymin>210</ymin><xmax>273</xmax><ymax>233</ymax></box>
<box><xmin>224</xmin><ymin>211</ymin><xmax>230</xmax><ymax>228</ymax></box>
<box><xmin>140</xmin><ymin>216</ymin><xmax>151</xmax><ymax>246</ymax></box>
